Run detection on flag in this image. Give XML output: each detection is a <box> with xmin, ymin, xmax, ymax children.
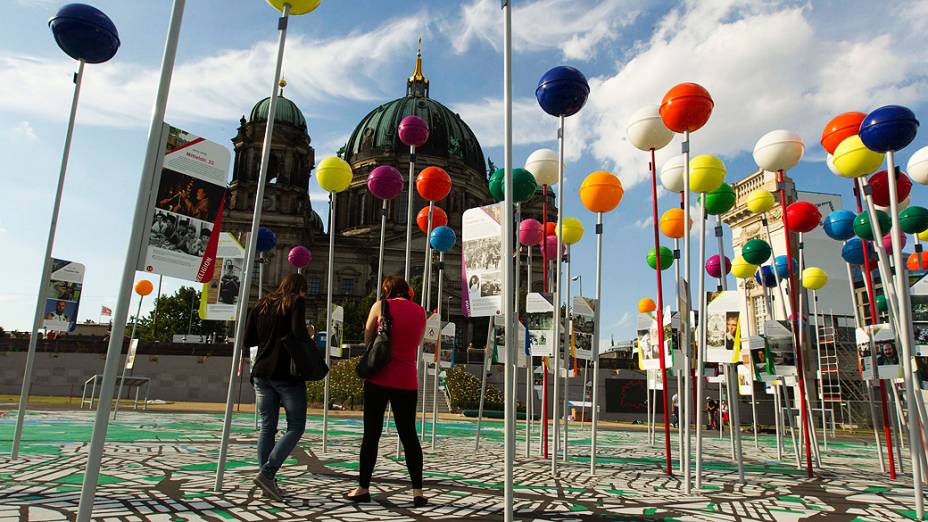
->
<box><xmin>101</xmin><ymin>306</ymin><xmax>112</xmax><ymax>317</ymax></box>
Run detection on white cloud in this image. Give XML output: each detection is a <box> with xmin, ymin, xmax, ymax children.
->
<box><xmin>0</xmin><ymin>15</ymin><xmax>427</xmax><ymax>129</ymax></box>
<box><xmin>450</xmin><ymin>96</ymin><xmax>556</xmax><ymax>150</ymax></box>
<box><xmin>630</xmin><ymin>216</ymin><xmax>653</xmax><ymax>229</ymax></box>
<box><xmin>9</xmin><ymin>120</ymin><xmax>37</xmax><ymax>141</ymax></box>
<box><xmin>443</xmin><ymin>0</ymin><xmax>642</xmax><ymax>60</ymax></box>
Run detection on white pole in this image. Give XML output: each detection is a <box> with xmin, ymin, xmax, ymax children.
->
<box><xmin>11</xmin><ymin>59</ymin><xmax>85</xmax><ymax>459</ymax></box>
<box><xmin>673</xmin><ymin>236</ymin><xmax>683</xmax><ymax>470</ymax></box>
<box><xmin>812</xmin><ymin>290</ymin><xmax>827</xmax><ymax>451</ymax></box>
<box><xmin>715</xmin><ymin>214</ymin><xmax>744</xmax><ymax>481</ymax></box>
<box><xmin>551</xmin><ymin>113</ymin><xmax>565</xmax><ymax>475</ymax></box>
<box><xmin>431</xmin><ymin>251</ymin><xmax>444</xmax><ymax>449</ymax></box>
<box><xmin>562</xmin><ymin>245</ymin><xmax>572</xmax><ymax>461</ymax></box>
<box><xmin>322</xmin><ymin>191</ymin><xmax>337</xmax><ymax>452</ymax></box>
<box><xmin>797</xmin><ymin>234</ymin><xmax>823</xmax><ymax>467</ymax></box>
<box><xmin>648</xmin><ymin>374</ymin><xmax>653</xmax><ymax>446</ymax></box>
<box><xmin>681</xmin><ymin>131</ymin><xmax>693</xmax><ymax>493</ymax></box>
<box><xmin>113</xmin><ymin>295</ymin><xmax>143</xmax><ymax>419</ymax></box>
<box><xmin>419</xmin><ymin>204</ymin><xmax>435</xmax><ymax>438</ymax></box>
<box><xmin>475</xmin><ymin>318</ymin><xmax>492</xmax><ymax>450</ymax></box>
<box><xmin>377</xmin><ymin>199</ymin><xmax>387</xmax><ymax>299</ymax></box>
<box><xmin>502</xmin><ymin>1</ymin><xmax>515</xmax><ymax>516</ymax></box>
<box><xmin>77</xmin><ymin>2</ymin><xmax>185</xmax><ymax>518</ymax></box>
<box><xmin>695</xmin><ymin>198</ymin><xmax>707</xmax><ymax>489</ymax></box>
<box><xmin>216</xmin><ymin>1</ymin><xmax>290</xmax><ymax>488</ymax></box>
<box><xmin>526</xmin><ymin>244</ymin><xmax>534</xmax><ymax>457</ymax></box>
<box><xmin>590</xmin><ymin>212</ymin><xmax>604</xmax><ymax>474</ymax></box>
<box><xmin>774</xmin><ymin>383</ymin><xmax>782</xmax><ymax>460</ymax></box>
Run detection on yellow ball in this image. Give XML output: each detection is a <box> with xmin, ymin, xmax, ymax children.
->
<box><xmin>746</xmin><ymin>189</ymin><xmax>775</xmax><ymax>214</ymax></box>
<box><xmin>638</xmin><ymin>298</ymin><xmax>656</xmax><ymax>313</ymax></box>
<box><xmin>689</xmin><ymin>154</ymin><xmax>726</xmax><ymax>193</ymax></box>
<box><xmin>556</xmin><ymin>217</ymin><xmax>584</xmax><ymax>245</ymax></box>
<box><xmin>917</xmin><ymin>227</ymin><xmax>928</xmax><ymax>241</ymax></box>
<box><xmin>801</xmin><ymin>267</ymin><xmax>828</xmax><ymax>290</ymax></box>
<box><xmin>731</xmin><ymin>256</ymin><xmax>758</xmax><ymax>279</ymax></box>
<box><xmin>317</xmin><ymin>156</ymin><xmax>352</xmax><ymax>193</ymax></box>
<box><xmin>267</xmin><ymin>0</ymin><xmax>320</xmax><ymax>15</ymax></box>
<box><xmin>832</xmin><ymin>135</ymin><xmax>885</xmax><ymax>178</ymax></box>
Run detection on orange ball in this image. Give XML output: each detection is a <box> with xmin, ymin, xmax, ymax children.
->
<box><xmin>416</xmin><ymin>166</ymin><xmax>451</xmax><ymax>201</ymax></box>
<box><xmin>908</xmin><ymin>251</ymin><xmax>928</xmax><ymax>271</ymax></box>
<box><xmin>417</xmin><ymin>206</ymin><xmax>447</xmax><ymax>233</ymax></box>
<box><xmin>820</xmin><ymin>111</ymin><xmax>866</xmax><ymax>155</ymax></box>
<box><xmin>580</xmin><ymin>171</ymin><xmax>623</xmax><ymax>213</ymax></box>
<box><xmin>659</xmin><ymin>208</ymin><xmax>692</xmax><ymax>239</ymax></box>
<box><xmin>545</xmin><ymin>222</ymin><xmax>557</xmax><ymax>236</ymax></box>
<box><xmin>134</xmin><ymin>279</ymin><xmax>154</xmax><ymax>297</ymax></box>
<box><xmin>638</xmin><ymin>298</ymin><xmax>656</xmax><ymax>313</ymax></box>
<box><xmin>659</xmin><ymin>82</ymin><xmax>713</xmax><ymax>133</ymax></box>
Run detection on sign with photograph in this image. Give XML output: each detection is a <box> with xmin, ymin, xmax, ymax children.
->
<box><xmin>646</xmin><ymin>369</ymin><xmax>664</xmax><ymax>390</ymax></box>
<box><xmin>571</xmin><ymin>297</ymin><xmax>596</xmax><ymax>360</ymax></box>
<box><xmin>526</xmin><ymin>292</ymin><xmax>555</xmax><ymax>357</ymax></box>
<box><xmin>638</xmin><ymin>312</ymin><xmax>672</xmax><ymax>371</ymax></box>
<box><xmin>461</xmin><ymin>203</ymin><xmax>503</xmax><ymax>317</ymax></box>
<box><xmin>330</xmin><ymin>305</ymin><xmax>344</xmax><ymax>358</ymax></box>
<box><xmin>492</xmin><ymin>319</ymin><xmax>527</xmax><ymax>367</ymax></box>
<box><xmin>856</xmin><ymin>324</ymin><xmax>899</xmax><ymax>381</ymax></box>
<box><xmin>125</xmin><ymin>339</ymin><xmax>139</xmax><ymax>370</ymax></box>
<box><xmin>910</xmin><ymin>275</ymin><xmax>928</xmax><ymax>356</ymax></box>
<box><xmin>761</xmin><ymin>321</ymin><xmax>797</xmax><ymax>378</ymax></box>
<box><xmin>199</xmin><ymin>233</ymin><xmax>245</xmax><ymax>321</ymax></box>
<box><xmin>737</xmin><ymin>364</ymin><xmax>753</xmax><ymax>395</ymax></box>
<box><xmin>138</xmin><ymin>124</ymin><xmax>230</xmax><ymax>282</ymax></box>
<box><xmin>43</xmin><ymin>258</ymin><xmax>84</xmax><ymax>332</ymax></box>
<box><xmin>440</xmin><ymin>322</ymin><xmax>455</xmax><ymax>367</ymax></box>
<box><xmin>704</xmin><ymin>290</ymin><xmax>742</xmax><ymax>363</ymax></box>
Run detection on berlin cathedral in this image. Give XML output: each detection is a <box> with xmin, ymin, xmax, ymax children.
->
<box><xmin>223</xmin><ymin>48</ymin><xmax>553</xmax><ymax>347</ymax></box>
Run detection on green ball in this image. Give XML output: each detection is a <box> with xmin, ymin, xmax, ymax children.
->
<box><xmin>853</xmin><ymin>210</ymin><xmax>891</xmax><ymax>240</ymax></box>
<box><xmin>647</xmin><ymin>246</ymin><xmax>674</xmax><ymax>271</ymax></box>
<box><xmin>742</xmin><ymin>239</ymin><xmax>772</xmax><ymax>265</ymax></box>
<box><xmin>876</xmin><ymin>294</ymin><xmax>888</xmax><ymax>312</ymax></box>
<box><xmin>489</xmin><ymin>167</ymin><xmax>538</xmax><ymax>204</ymax></box>
<box><xmin>702</xmin><ymin>182</ymin><xmax>736</xmax><ymax>216</ymax></box>
<box><xmin>899</xmin><ymin>206</ymin><xmax>928</xmax><ymax>234</ymax></box>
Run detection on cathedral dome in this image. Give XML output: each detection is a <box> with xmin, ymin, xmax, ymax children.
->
<box><xmin>249</xmin><ymin>93</ymin><xmax>307</xmax><ymax>129</ymax></box>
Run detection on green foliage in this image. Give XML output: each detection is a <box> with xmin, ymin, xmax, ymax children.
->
<box><xmin>445</xmin><ymin>365</ymin><xmax>504</xmax><ymax>411</ymax></box>
<box><xmin>135</xmin><ymin>286</ymin><xmax>226</xmax><ymax>342</ymax></box>
<box><xmin>307</xmin><ymin>356</ymin><xmax>365</xmax><ymax>409</ymax></box>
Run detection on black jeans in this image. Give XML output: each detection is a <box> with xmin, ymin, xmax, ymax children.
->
<box><xmin>359</xmin><ymin>381</ymin><xmax>423</xmax><ymax>489</ymax></box>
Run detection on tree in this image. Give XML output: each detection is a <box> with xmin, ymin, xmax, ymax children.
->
<box><xmin>135</xmin><ymin>286</ymin><xmax>226</xmax><ymax>342</ymax></box>
<box><xmin>315</xmin><ymin>276</ymin><xmax>424</xmax><ymax>343</ymax></box>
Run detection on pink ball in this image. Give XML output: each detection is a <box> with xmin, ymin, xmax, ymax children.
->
<box><xmin>705</xmin><ymin>254</ymin><xmax>731</xmax><ymax>278</ymax></box>
<box><xmin>398</xmin><ymin>115</ymin><xmax>429</xmax><ymax>147</ymax></box>
<box><xmin>368</xmin><ymin>165</ymin><xmax>404</xmax><ymax>200</ymax></box>
<box><xmin>882</xmin><ymin>230</ymin><xmax>906</xmax><ymax>251</ymax></box>
<box><xmin>544</xmin><ymin>235</ymin><xmax>565</xmax><ymax>259</ymax></box>
<box><xmin>519</xmin><ymin>218</ymin><xmax>544</xmax><ymax>246</ymax></box>
<box><xmin>288</xmin><ymin>245</ymin><xmax>312</xmax><ymax>268</ymax></box>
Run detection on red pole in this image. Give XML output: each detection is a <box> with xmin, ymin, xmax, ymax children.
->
<box><xmin>777</xmin><ymin>169</ymin><xmax>814</xmax><ymax>478</ymax></box>
<box><xmin>542</xmin><ymin>183</ymin><xmax>549</xmax><ymax>458</ymax></box>
<box><xmin>853</xmin><ymin>182</ymin><xmax>897</xmax><ymax>479</ymax></box>
<box><xmin>650</xmin><ymin>148</ymin><xmax>673</xmax><ymax>475</ymax></box>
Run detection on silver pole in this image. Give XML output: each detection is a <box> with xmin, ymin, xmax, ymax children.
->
<box><xmin>420</xmin><ymin>203</ymin><xmax>435</xmax><ymax>438</ymax></box>
<box><xmin>77</xmin><ymin>2</ymin><xmax>185</xmax><ymax>518</ymax></box>
<box><xmin>774</xmin><ymin>383</ymin><xmax>782</xmax><ymax>460</ymax></box>
<box><xmin>431</xmin><ymin>251</ymin><xmax>444</xmax><ymax>448</ymax></box>
<box><xmin>502</xmin><ymin>1</ymin><xmax>515</xmax><ymax>516</ymax></box>
<box><xmin>551</xmin><ymin>113</ymin><xmax>565</xmax><ymax>475</ymax></box>
<box><xmin>590</xmin><ymin>212</ymin><xmax>603</xmax><ymax>474</ymax></box>
<box><xmin>12</xmin><ymin>59</ymin><xmax>85</xmax><ymax>459</ymax></box>
<box><xmin>526</xmin><ymin>244</ymin><xmax>534</xmax><ymax>457</ymax></box>
<box><xmin>404</xmin><ymin>144</ymin><xmax>417</xmax><ymax>281</ymax></box>
<box><xmin>715</xmin><ymin>214</ymin><xmax>744</xmax><ymax>480</ymax></box>
<box><xmin>153</xmin><ymin>274</ymin><xmax>163</xmax><ymax>335</ymax></box>
<box><xmin>681</xmin><ymin>130</ymin><xmax>693</xmax><ymax>493</ymax></box>
<box><xmin>562</xmin><ymin>245</ymin><xmax>572</xmax><ymax>461</ymax></box>
<box><xmin>695</xmin><ymin>198</ymin><xmax>707</xmax><ymax>489</ymax></box>
<box><xmin>475</xmin><ymin>317</ymin><xmax>492</xmax><ymax>450</ymax></box>
<box><xmin>812</xmin><ymin>290</ymin><xmax>827</xmax><ymax>451</ymax></box>
<box><xmin>322</xmin><ymin>191</ymin><xmax>338</xmax><ymax>452</ymax></box>
<box><xmin>782</xmin><ymin>383</ymin><xmax>801</xmax><ymax>467</ymax></box>
<box><xmin>673</xmin><ymin>236</ymin><xmax>683</xmax><ymax>471</ymax></box>
<box><xmin>797</xmin><ymin>234</ymin><xmax>822</xmax><ymax>467</ymax></box>
<box><xmin>113</xmin><ymin>295</ymin><xmax>143</xmax><ymax>419</ymax></box>
<box><xmin>377</xmin><ymin>199</ymin><xmax>387</xmax><ymax>299</ymax></box>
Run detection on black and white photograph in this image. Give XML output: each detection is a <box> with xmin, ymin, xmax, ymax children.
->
<box><xmin>527</xmin><ymin>311</ymin><xmax>554</xmax><ymax>357</ymax></box>
<box><xmin>218</xmin><ymin>260</ymin><xmax>241</xmax><ymax>305</ymax></box>
<box><xmin>149</xmin><ymin>209</ymin><xmax>211</xmax><ymax>257</ymax></box>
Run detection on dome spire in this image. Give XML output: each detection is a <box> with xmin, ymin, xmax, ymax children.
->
<box><xmin>278</xmin><ymin>78</ymin><xmax>287</xmax><ymax>96</ymax></box>
<box><xmin>406</xmin><ymin>36</ymin><xmax>429</xmax><ymax>98</ymax></box>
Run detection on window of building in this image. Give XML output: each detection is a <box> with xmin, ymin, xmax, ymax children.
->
<box><xmin>752</xmin><ymin>295</ymin><xmax>767</xmax><ymax>331</ymax></box>
<box><xmin>308</xmin><ymin>277</ymin><xmax>321</xmax><ymax>295</ymax></box>
<box><xmin>340</xmin><ymin>277</ymin><xmax>355</xmax><ymax>295</ymax></box>
<box><xmin>397</xmin><ymin>190</ymin><xmax>408</xmax><ymax>224</ymax></box>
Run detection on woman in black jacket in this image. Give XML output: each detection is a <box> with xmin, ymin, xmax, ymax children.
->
<box><xmin>244</xmin><ymin>273</ymin><xmax>314</xmax><ymax>501</ymax></box>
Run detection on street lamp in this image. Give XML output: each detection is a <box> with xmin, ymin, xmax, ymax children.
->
<box><xmin>571</xmin><ymin>275</ymin><xmax>582</xmax><ymax>297</ymax></box>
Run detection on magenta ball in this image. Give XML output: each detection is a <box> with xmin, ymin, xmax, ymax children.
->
<box><xmin>288</xmin><ymin>245</ymin><xmax>312</xmax><ymax>268</ymax></box>
<box><xmin>398</xmin><ymin>115</ymin><xmax>429</xmax><ymax>147</ymax></box>
<box><xmin>705</xmin><ymin>254</ymin><xmax>731</xmax><ymax>278</ymax></box>
<box><xmin>368</xmin><ymin>165</ymin><xmax>404</xmax><ymax>200</ymax></box>
<box><xmin>519</xmin><ymin>218</ymin><xmax>544</xmax><ymax>246</ymax></box>
<box><xmin>544</xmin><ymin>235</ymin><xmax>565</xmax><ymax>259</ymax></box>
<box><xmin>882</xmin><ymin>230</ymin><xmax>906</xmax><ymax>251</ymax></box>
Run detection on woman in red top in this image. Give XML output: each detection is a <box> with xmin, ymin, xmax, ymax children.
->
<box><xmin>347</xmin><ymin>276</ymin><xmax>426</xmax><ymax>507</ymax></box>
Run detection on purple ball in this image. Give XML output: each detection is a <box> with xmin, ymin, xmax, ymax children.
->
<box><xmin>544</xmin><ymin>235</ymin><xmax>565</xmax><ymax>259</ymax></box>
<box><xmin>398</xmin><ymin>115</ymin><xmax>429</xmax><ymax>147</ymax></box>
<box><xmin>882</xmin><ymin>230</ymin><xmax>906</xmax><ymax>251</ymax></box>
<box><xmin>368</xmin><ymin>165</ymin><xmax>404</xmax><ymax>200</ymax></box>
<box><xmin>288</xmin><ymin>245</ymin><xmax>312</xmax><ymax>268</ymax></box>
<box><xmin>705</xmin><ymin>254</ymin><xmax>731</xmax><ymax>278</ymax></box>
<box><xmin>519</xmin><ymin>218</ymin><xmax>544</xmax><ymax>246</ymax></box>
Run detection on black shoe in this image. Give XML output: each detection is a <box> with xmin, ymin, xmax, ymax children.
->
<box><xmin>346</xmin><ymin>492</ymin><xmax>371</xmax><ymax>503</ymax></box>
<box><xmin>413</xmin><ymin>496</ymin><xmax>428</xmax><ymax>507</ymax></box>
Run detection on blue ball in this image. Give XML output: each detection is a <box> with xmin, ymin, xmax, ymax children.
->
<box><xmin>256</xmin><ymin>227</ymin><xmax>277</xmax><ymax>253</ymax></box>
<box><xmin>859</xmin><ymin>105</ymin><xmax>919</xmax><ymax>153</ymax></box>
<box><xmin>822</xmin><ymin>209</ymin><xmax>856</xmax><ymax>241</ymax></box>
<box><xmin>535</xmin><ymin>66</ymin><xmax>589</xmax><ymax>117</ymax></box>
<box><xmin>429</xmin><ymin>226</ymin><xmax>456</xmax><ymax>253</ymax></box>
<box><xmin>49</xmin><ymin>4</ymin><xmax>120</xmax><ymax>64</ymax></box>
<box><xmin>754</xmin><ymin>265</ymin><xmax>777</xmax><ymax>288</ymax></box>
<box><xmin>841</xmin><ymin>237</ymin><xmax>874</xmax><ymax>265</ymax></box>
<box><xmin>774</xmin><ymin>255</ymin><xmax>797</xmax><ymax>278</ymax></box>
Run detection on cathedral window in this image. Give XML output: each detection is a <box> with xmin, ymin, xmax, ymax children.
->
<box><xmin>308</xmin><ymin>276</ymin><xmax>321</xmax><ymax>295</ymax></box>
<box><xmin>339</xmin><ymin>277</ymin><xmax>355</xmax><ymax>295</ymax></box>
<box><xmin>397</xmin><ymin>190</ymin><xmax>408</xmax><ymax>224</ymax></box>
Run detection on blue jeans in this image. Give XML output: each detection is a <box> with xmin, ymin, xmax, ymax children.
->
<box><xmin>254</xmin><ymin>378</ymin><xmax>307</xmax><ymax>479</ymax></box>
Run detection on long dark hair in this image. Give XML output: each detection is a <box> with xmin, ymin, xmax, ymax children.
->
<box><xmin>257</xmin><ymin>273</ymin><xmax>307</xmax><ymax>315</ymax></box>
<box><xmin>381</xmin><ymin>275</ymin><xmax>411</xmax><ymax>300</ymax></box>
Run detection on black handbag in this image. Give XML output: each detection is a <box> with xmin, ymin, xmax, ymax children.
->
<box><xmin>356</xmin><ymin>299</ymin><xmax>392</xmax><ymax>378</ymax></box>
<box><xmin>282</xmin><ymin>335</ymin><xmax>328</xmax><ymax>381</ymax></box>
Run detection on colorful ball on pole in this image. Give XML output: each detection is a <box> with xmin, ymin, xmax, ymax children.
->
<box><xmin>49</xmin><ymin>3</ymin><xmax>120</xmax><ymax>64</ymax></box>
<box><xmin>288</xmin><ymin>245</ymin><xmax>312</xmax><ymax>268</ymax></box>
<box><xmin>774</xmin><ymin>255</ymin><xmax>796</xmax><ymax>278</ymax></box>
<box><xmin>525</xmin><ymin>148</ymin><xmax>559</xmax><ymax>186</ymax></box>
<box><xmin>267</xmin><ymin>0</ymin><xmax>321</xmax><ymax>15</ymax></box>
<box><xmin>659</xmin><ymin>208</ymin><xmax>691</xmax><ymax>238</ymax></box>
<box><xmin>899</xmin><ymin>206</ymin><xmax>928</xmax><ymax>234</ymax></box>
<box><xmin>638</xmin><ymin>298</ymin><xmax>657</xmax><ymax>313</ymax></box>
<box><xmin>882</xmin><ymin>231</ymin><xmax>906</xmax><ymax>251</ymax></box>
<box><xmin>256</xmin><ymin>226</ymin><xmax>277</xmax><ymax>253</ymax></box>
<box><xmin>908</xmin><ymin>146</ymin><xmax>928</xmax><ymax>185</ymax></box>
<box><xmin>659</xmin><ymin>82</ymin><xmax>713</xmax><ymax>133</ymax></box>
<box><xmin>841</xmin><ymin>238</ymin><xmax>874</xmax><ymax>265</ymax></box>
<box><xmin>859</xmin><ymin>105</ymin><xmax>920</xmax><ymax>153</ymax></box>
<box><xmin>535</xmin><ymin>66</ymin><xmax>590</xmax><ymax>117</ymax></box>
<box><xmin>367</xmin><ymin>165</ymin><xmax>404</xmax><ymax>200</ymax></box>
<box><xmin>134</xmin><ymin>279</ymin><xmax>154</xmax><ymax>297</ymax></box>
<box><xmin>832</xmin><ymin>135</ymin><xmax>885</xmax><ymax>178</ymax></box>
<box><xmin>317</xmin><ymin>156</ymin><xmax>352</xmax><ymax>193</ymax></box>
<box><xmin>702</xmin><ymin>182</ymin><xmax>735</xmax><ymax>215</ymax></box>
<box><xmin>875</xmin><ymin>195</ymin><xmax>911</xmax><ymax>213</ymax></box>
<box><xmin>753</xmin><ymin>129</ymin><xmax>805</xmax><ymax>172</ymax></box>
<box><xmin>868</xmin><ymin>170</ymin><xmax>912</xmax><ymax>207</ymax></box>
<box><xmin>801</xmin><ymin>267</ymin><xmax>828</xmax><ymax>290</ymax></box>
<box><xmin>705</xmin><ymin>254</ymin><xmax>731</xmax><ymax>278</ymax></box>
<box><xmin>417</xmin><ymin>206</ymin><xmax>448</xmax><ymax>233</ymax></box>
<box><xmin>398</xmin><ymin>115</ymin><xmax>429</xmax><ymax>147</ymax></box>
<box><xmin>821</xmin><ymin>112</ymin><xmax>866</xmax><ymax>155</ymax></box>
<box><xmin>416</xmin><ymin>166</ymin><xmax>451</xmax><ymax>201</ymax></box>
<box><xmin>545</xmin><ymin>222</ymin><xmax>557</xmax><ymax>237</ymax></box>
<box><xmin>580</xmin><ymin>171</ymin><xmax>623</xmax><ymax>213</ymax></box>
<box><xmin>876</xmin><ymin>294</ymin><xmax>888</xmax><ymax>312</ymax></box>
<box><xmin>742</xmin><ymin>239</ymin><xmax>772</xmax><ymax>265</ymax></box>
<box><xmin>627</xmin><ymin>106</ymin><xmax>674</xmax><ymax>151</ymax></box>
<box><xmin>822</xmin><ymin>210</ymin><xmax>856</xmax><ymax>241</ymax></box>
<box><xmin>660</xmin><ymin>155</ymin><xmax>685</xmax><ymax>193</ymax></box>
<box><xmin>786</xmin><ymin>201</ymin><xmax>822</xmax><ymax>233</ymax></box>
<box><xmin>519</xmin><ymin>218</ymin><xmax>544</xmax><ymax>246</ymax></box>
<box><xmin>746</xmin><ymin>189</ymin><xmax>776</xmax><ymax>214</ymax></box>
<box><xmin>826</xmin><ymin>154</ymin><xmax>841</xmax><ymax>176</ymax></box>
<box><xmin>919</xmin><ymin>227</ymin><xmax>928</xmax><ymax>242</ymax></box>
<box><xmin>853</xmin><ymin>210</ymin><xmax>890</xmax><ymax>240</ymax></box>
<box><xmin>689</xmin><ymin>154</ymin><xmax>726</xmax><ymax>193</ymax></box>
<box><xmin>556</xmin><ymin>217</ymin><xmax>584</xmax><ymax>245</ymax></box>
<box><xmin>545</xmin><ymin>235</ymin><xmax>564</xmax><ymax>259</ymax></box>
<box><xmin>489</xmin><ymin>167</ymin><xmax>537</xmax><ymax>203</ymax></box>
<box><xmin>647</xmin><ymin>246</ymin><xmax>674</xmax><ymax>271</ymax></box>
<box><xmin>908</xmin><ymin>251</ymin><xmax>928</xmax><ymax>271</ymax></box>
<box><xmin>429</xmin><ymin>226</ymin><xmax>456</xmax><ymax>253</ymax></box>
<box><xmin>731</xmin><ymin>256</ymin><xmax>758</xmax><ymax>279</ymax></box>
<box><xmin>754</xmin><ymin>265</ymin><xmax>777</xmax><ymax>287</ymax></box>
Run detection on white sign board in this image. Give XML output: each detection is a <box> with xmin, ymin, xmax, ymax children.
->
<box><xmin>125</xmin><ymin>339</ymin><xmax>139</xmax><ymax>370</ymax></box>
<box><xmin>199</xmin><ymin>233</ymin><xmax>245</xmax><ymax>321</ymax></box>
<box><xmin>571</xmin><ymin>296</ymin><xmax>596</xmax><ymax>360</ymax></box>
<box><xmin>43</xmin><ymin>258</ymin><xmax>85</xmax><ymax>333</ymax></box>
<box><xmin>461</xmin><ymin>203</ymin><xmax>503</xmax><ymax>317</ymax></box>
<box><xmin>526</xmin><ymin>292</ymin><xmax>555</xmax><ymax>357</ymax></box>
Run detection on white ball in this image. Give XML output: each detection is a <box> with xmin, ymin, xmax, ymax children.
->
<box><xmin>907</xmin><ymin>146</ymin><xmax>928</xmax><ymax>185</ymax></box>
<box><xmin>660</xmin><ymin>154</ymin><xmax>685</xmax><ymax>193</ymax></box>
<box><xmin>626</xmin><ymin>106</ymin><xmax>674</xmax><ymax>152</ymax></box>
<box><xmin>825</xmin><ymin>154</ymin><xmax>840</xmax><ymax>176</ymax></box>
<box><xmin>525</xmin><ymin>148</ymin><xmax>559</xmax><ymax>186</ymax></box>
<box><xmin>753</xmin><ymin>129</ymin><xmax>805</xmax><ymax>172</ymax></box>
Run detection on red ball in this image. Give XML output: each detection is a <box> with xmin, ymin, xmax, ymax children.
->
<box><xmin>820</xmin><ymin>111</ymin><xmax>866</xmax><ymax>155</ymax></box>
<box><xmin>786</xmin><ymin>201</ymin><xmax>822</xmax><ymax>233</ymax></box>
<box><xmin>416</xmin><ymin>166</ymin><xmax>451</xmax><ymax>201</ymax></box>
<box><xmin>659</xmin><ymin>82</ymin><xmax>713</xmax><ymax>133</ymax></box>
<box><xmin>417</xmin><ymin>206</ymin><xmax>447</xmax><ymax>233</ymax></box>
<box><xmin>545</xmin><ymin>222</ymin><xmax>557</xmax><ymax>236</ymax></box>
<box><xmin>868</xmin><ymin>169</ymin><xmax>912</xmax><ymax>208</ymax></box>
<box><xmin>908</xmin><ymin>251</ymin><xmax>928</xmax><ymax>271</ymax></box>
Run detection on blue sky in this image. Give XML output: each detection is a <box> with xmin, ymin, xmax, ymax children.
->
<box><xmin>1</xmin><ymin>0</ymin><xmax>927</xmax><ymax>342</ymax></box>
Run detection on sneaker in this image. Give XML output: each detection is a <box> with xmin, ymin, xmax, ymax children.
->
<box><xmin>254</xmin><ymin>472</ymin><xmax>284</xmax><ymax>501</ymax></box>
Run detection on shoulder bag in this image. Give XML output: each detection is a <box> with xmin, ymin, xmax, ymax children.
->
<box><xmin>356</xmin><ymin>299</ymin><xmax>392</xmax><ymax>378</ymax></box>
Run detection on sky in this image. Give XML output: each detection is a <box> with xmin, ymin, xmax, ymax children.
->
<box><xmin>2</xmin><ymin>0</ymin><xmax>928</xmax><ymax>343</ymax></box>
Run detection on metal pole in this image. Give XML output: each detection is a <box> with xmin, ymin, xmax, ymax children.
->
<box><xmin>774</xmin><ymin>382</ymin><xmax>782</xmax><ymax>460</ymax></box>
<box><xmin>527</xmin><ymin>244</ymin><xmax>534</xmax><ymax>457</ymax></box>
<box><xmin>419</xmin><ymin>204</ymin><xmax>435</xmax><ymax>438</ymax></box>
<box><xmin>431</xmin><ymin>251</ymin><xmax>444</xmax><ymax>449</ymax></box>
<box><xmin>405</xmin><ymin>144</ymin><xmax>416</xmax><ymax>281</ymax></box>
<box><xmin>322</xmin><ymin>192</ymin><xmax>337</xmax><ymax>452</ymax></box>
<box><xmin>475</xmin><ymin>317</ymin><xmax>492</xmax><ymax>450</ymax></box>
<box><xmin>590</xmin><ymin>212</ymin><xmax>604</xmax><ymax>474</ymax></box>
<box><xmin>695</xmin><ymin>198</ymin><xmax>707</xmax><ymax>489</ymax></box>
<box><xmin>681</xmin><ymin>131</ymin><xmax>693</xmax><ymax>493</ymax></box>
<box><xmin>797</xmin><ymin>233</ymin><xmax>823</xmax><ymax>467</ymax></box>
<box><xmin>77</xmin><ymin>2</ymin><xmax>185</xmax><ymax>518</ymax></box>
<box><xmin>715</xmin><ymin>214</ymin><xmax>744</xmax><ymax>481</ymax></box>
<box><xmin>113</xmin><ymin>295</ymin><xmax>143</xmax><ymax>420</ymax></box>
<box><xmin>377</xmin><ymin>199</ymin><xmax>387</xmax><ymax>299</ymax></box>
<box><xmin>673</xmin><ymin>236</ymin><xmax>683</xmax><ymax>471</ymax></box>
<box><xmin>551</xmin><ymin>113</ymin><xmax>565</xmax><ymax>476</ymax></box>
<box><xmin>813</xmin><ymin>290</ymin><xmax>828</xmax><ymax>451</ymax></box>
<box><xmin>12</xmin><ymin>59</ymin><xmax>85</xmax><ymax>459</ymax></box>
<box><xmin>152</xmin><ymin>274</ymin><xmax>163</xmax><ymax>337</ymax></box>
<box><xmin>649</xmin><ymin>148</ymin><xmax>673</xmax><ymax>475</ymax></box>
<box><xmin>502</xmin><ymin>2</ymin><xmax>515</xmax><ymax>516</ymax></box>
<box><xmin>562</xmin><ymin>245</ymin><xmax>571</xmax><ymax>461</ymax></box>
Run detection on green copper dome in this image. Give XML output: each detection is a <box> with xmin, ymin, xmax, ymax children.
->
<box><xmin>249</xmin><ymin>95</ymin><xmax>306</xmax><ymax>129</ymax></box>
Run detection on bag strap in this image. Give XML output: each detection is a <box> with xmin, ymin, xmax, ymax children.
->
<box><xmin>380</xmin><ymin>298</ymin><xmax>392</xmax><ymax>331</ymax></box>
